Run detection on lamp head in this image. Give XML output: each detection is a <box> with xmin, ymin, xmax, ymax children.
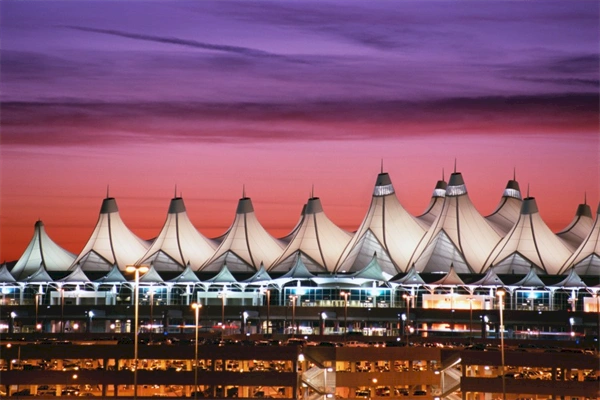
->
<box><xmin>191</xmin><ymin>303</ymin><xmax>202</xmax><ymax>310</ymax></box>
<box><xmin>125</xmin><ymin>265</ymin><xmax>149</xmax><ymax>273</ymax></box>
<box><xmin>496</xmin><ymin>288</ymin><xmax>506</xmax><ymax>298</ymax></box>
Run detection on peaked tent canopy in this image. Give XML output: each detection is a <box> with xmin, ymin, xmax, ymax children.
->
<box><xmin>0</xmin><ymin>264</ymin><xmax>17</xmax><ymax>283</ymax></box>
<box><xmin>20</xmin><ymin>264</ymin><xmax>53</xmax><ymax>283</ymax></box>
<box><xmin>561</xmin><ymin>202</ymin><xmax>600</xmax><ymax>275</ymax></box>
<box><xmin>312</xmin><ymin>254</ymin><xmax>391</xmax><ymax>287</ymax></box>
<box><xmin>242</xmin><ymin>264</ymin><xmax>273</xmax><ymax>285</ymax></box>
<box><xmin>486</xmin><ymin>178</ymin><xmax>523</xmax><ymax>236</ymax></box>
<box><xmin>137</xmin><ymin>197</ymin><xmax>216</xmax><ymax>272</ymax></box>
<box><xmin>71</xmin><ymin>197</ymin><xmax>149</xmax><ymax>272</ymax></box>
<box><xmin>270</xmin><ymin>197</ymin><xmax>351</xmax><ymax>273</ymax></box>
<box><xmin>409</xmin><ymin>172</ymin><xmax>500</xmax><ymax>274</ymax></box>
<box><xmin>205</xmin><ymin>264</ymin><xmax>239</xmax><ymax>284</ymax></box>
<box><xmin>335</xmin><ymin>172</ymin><xmax>426</xmax><ymax>275</ymax></box>
<box><xmin>95</xmin><ymin>264</ymin><xmax>128</xmax><ymax>284</ymax></box>
<box><xmin>201</xmin><ymin>197</ymin><xmax>283</xmax><ymax>273</ymax></box>
<box><xmin>508</xmin><ymin>266</ymin><xmax>546</xmax><ymax>289</ymax></box>
<box><xmin>427</xmin><ymin>265</ymin><xmax>467</xmax><ymax>287</ymax></box>
<box><xmin>58</xmin><ymin>264</ymin><xmax>91</xmax><ymax>283</ymax></box>
<box><xmin>169</xmin><ymin>264</ymin><xmax>201</xmax><ymax>284</ymax></box>
<box><xmin>551</xmin><ymin>268</ymin><xmax>587</xmax><ymax>289</ymax></box>
<box><xmin>416</xmin><ymin>178</ymin><xmax>447</xmax><ymax>228</ymax></box>
<box><xmin>390</xmin><ymin>265</ymin><xmax>426</xmax><ymax>286</ymax></box>
<box><xmin>557</xmin><ymin>201</ymin><xmax>594</xmax><ymax>251</ymax></box>
<box><xmin>274</xmin><ymin>256</ymin><xmax>316</xmax><ymax>286</ymax></box>
<box><xmin>11</xmin><ymin>220</ymin><xmax>76</xmax><ymax>280</ymax></box>
<box><xmin>137</xmin><ymin>265</ymin><xmax>164</xmax><ymax>284</ymax></box>
<box><xmin>484</xmin><ymin>197</ymin><xmax>572</xmax><ymax>275</ymax></box>
<box><xmin>468</xmin><ymin>268</ymin><xmax>504</xmax><ymax>287</ymax></box>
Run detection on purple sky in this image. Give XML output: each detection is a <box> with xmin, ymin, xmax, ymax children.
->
<box><xmin>1</xmin><ymin>1</ymin><xmax>599</xmax><ymax>261</ymax></box>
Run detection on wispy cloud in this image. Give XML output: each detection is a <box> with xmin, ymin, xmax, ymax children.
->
<box><xmin>63</xmin><ymin>25</ymin><xmax>305</xmax><ymax>63</ymax></box>
<box><xmin>2</xmin><ymin>93</ymin><xmax>597</xmax><ymax>147</ymax></box>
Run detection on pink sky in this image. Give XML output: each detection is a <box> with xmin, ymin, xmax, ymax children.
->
<box><xmin>1</xmin><ymin>1</ymin><xmax>598</xmax><ymax>262</ymax></box>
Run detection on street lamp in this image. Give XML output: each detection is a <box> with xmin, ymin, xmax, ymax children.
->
<box><xmin>340</xmin><ymin>291</ymin><xmax>349</xmax><ymax>340</ymax></box>
<box><xmin>402</xmin><ymin>294</ymin><xmax>413</xmax><ymax>342</ymax></box>
<box><xmin>191</xmin><ymin>303</ymin><xmax>202</xmax><ymax>400</ymax></box>
<box><xmin>289</xmin><ymin>295</ymin><xmax>298</xmax><ymax>336</ymax></box>
<box><xmin>497</xmin><ymin>288</ymin><xmax>506</xmax><ymax>400</ymax></box>
<box><xmin>265</xmin><ymin>289</ymin><xmax>271</xmax><ymax>335</ymax></box>
<box><xmin>9</xmin><ymin>311</ymin><xmax>16</xmax><ymax>334</ymax></box>
<box><xmin>34</xmin><ymin>293</ymin><xmax>42</xmax><ymax>332</ymax></box>
<box><xmin>467</xmin><ymin>297</ymin><xmax>474</xmax><ymax>342</ymax></box>
<box><xmin>125</xmin><ymin>264</ymin><xmax>149</xmax><ymax>400</ymax></box>
<box><xmin>88</xmin><ymin>311</ymin><xmax>95</xmax><ymax>333</ymax></box>
<box><xmin>148</xmin><ymin>289</ymin><xmax>154</xmax><ymax>338</ymax></box>
<box><xmin>60</xmin><ymin>288</ymin><xmax>65</xmax><ymax>333</ymax></box>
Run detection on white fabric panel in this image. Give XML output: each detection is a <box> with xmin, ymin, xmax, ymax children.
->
<box><xmin>75</xmin><ymin>251</ymin><xmax>113</xmax><ymax>272</ymax></box>
<box><xmin>486</xmin><ymin>197</ymin><xmax>522</xmax><ymax>236</ymax></box>
<box><xmin>562</xmin><ymin>207</ymin><xmax>600</xmax><ymax>274</ymax></box>
<box><xmin>270</xmin><ymin>198</ymin><xmax>351</xmax><ymax>273</ymax></box>
<box><xmin>338</xmin><ymin>230</ymin><xmax>396</xmax><ymax>275</ymax></box>
<box><xmin>138</xmin><ymin>200</ymin><xmax>216</xmax><ymax>270</ymax></box>
<box><xmin>557</xmin><ymin>214</ymin><xmax>594</xmax><ymax>251</ymax></box>
<box><xmin>73</xmin><ymin>200</ymin><xmax>149</xmax><ymax>271</ymax></box>
<box><xmin>417</xmin><ymin>197</ymin><xmax>444</xmax><ymax>228</ymax></box>
<box><xmin>492</xmin><ymin>253</ymin><xmax>544</xmax><ymax>275</ymax></box>
<box><xmin>336</xmin><ymin>187</ymin><xmax>425</xmax><ymax>273</ymax></box>
<box><xmin>270</xmin><ymin>252</ymin><xmax>327</xmax><ymax>273</ymax></box>
<box><xmin>11</xmin><ymin>222</ymin><xmax>76</xmax><ymax>280</ymax></box>
<box><xmin>411</xmin><ymin>177</ymin><xmax>500</xmax><ymax>274</ymax></box>
<box><xmin>202</xmin><ymin>199</ymin><xmax>283</xmax><ymax>272</ymax></box>
<box><xmin>414</xmin><ymin>230</ymin><xmax>470</xmax><ymax>274</ymax></box>
<box><xmin>486</xmin><ymin>202</ymin><xmax>572</xmax><ymax>275</ymax></box>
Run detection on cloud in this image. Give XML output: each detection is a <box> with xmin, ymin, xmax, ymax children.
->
<box><xmin>62</xmin><ymin>25</ymin><xmax>305</xmax><ymax>63</ymax></box>
<box><xmin>1</xmin><ymin>93</ymin><xmax>597</xmax><ymax>147</ymax></box>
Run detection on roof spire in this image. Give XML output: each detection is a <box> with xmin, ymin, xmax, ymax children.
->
<box><xmin>442</xmin><ymin>168</ymin><xmax>445</xmax><ymax>181</ymax></box>
<box><xmin>242</xmin><ymin>184</ymin><xmax>246</xmax><ymax>198</ymax></box>
<box><xmin>380</xmin><ymin>158</ymin><xmax>384</xmax><ymax>174</ymax></box>
<box><xmin>106</xmin><ymin>185</ymin><xmax>110</xmax><ymax>198</ymax></box>
<box><xmin>311</xmin><ymin>184</ymin><xmax>315</xmax><ymax>198</ymax></box>
<box><xmin>454</xmin><ymin>158</ymin><xmax>457</xmax><ymax>173</ymax></box>
<box><xmin>527</xmin><ymin>183</ymin><xmax>530</xmax><ymax>197</ymax></box>
<box><xmin>174</xmin><ymin>184</ymin><xmax>177</xmax><ymax>198</ymax></box>
<box><xmin>584</xmin><ymin>191</ymin><xmax>587</xmax><ymax>205</ymax></box>
<box><xmin>513</xmin><ymin>167</ymin><xmax>516</xmax><ymax>181</ymax></box>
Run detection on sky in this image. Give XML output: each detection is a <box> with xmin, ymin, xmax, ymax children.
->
<box><xmin>0</xmin><ymin>1</ymin><xmax>599</xmax><ymax>262</ymax></box>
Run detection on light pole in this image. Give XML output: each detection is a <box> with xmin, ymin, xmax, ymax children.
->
<box><xmin>60</xmin><ymin>288</ymin><xmax>65</xmax><ymax>334</ymax></box>
<box><xmin>149</xmin><ymin>289</ymin><xmax>154</xmax><ymax>338</ymax></box>
<box><xmin>266</xmin><ymin>289</ymin><xmax>271</xmax><ymax>335</ymax></box>
<box><xmin>35</xmin><ymin>293</ymin><xmax>41</xmax><ymax>332</ymax></box>
<box><xmin>497</xmin><ymin>288</ymin><xmax>506</xmax><ymax>400</ymax></box>
<box><xmin>289</xmin><ymin>295</ymin><xmax>298</xmax><ymax>336</ymax></box>
<box><xmin>191</xmin><ymin>303</ymin><xmax>202</xmax><ymax>400</ymax></box>
<box><xmin>467</xmin><ymin>297</ymin><xmax>474</xmax><ymax>342</ymax></box>
<box><xmin>340</xmin><ymin>291</ymin><xmax>349</xmax><ymax>340</ymax></box>
<box><xmin>88</xmin><ymin>311</ymin><xmax>94</xmax><ymax>333</ymax></box>
<box><xmin>402</xmin><ymin>294</ymin><xmax>413</xmax><ymax>342</ymax></box>
<box><xmin>219</xmin><ymin>291</ymin><xmax>226</xmax><ymax>335</ymax></box>
<box><xmin>125</xmin><ymin>264</ymin><xmax>149</xmax><ymax>400</ymax></box>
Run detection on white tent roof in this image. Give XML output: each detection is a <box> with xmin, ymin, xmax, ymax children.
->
<box><xmin>20</xmin><ymin>264</ymin><xmax>53</xmax><ymax>283</ymax></box>
<box><xmin>274</xmin><ymin>255</ymin><xmax>315</xmax><ymax>286</ymax></box>
<box><xmin>557</xmin><ymin>201</ymin><xmax>594</xmax><ymax>251</ymax></box>
<box><xmin>335</xmin><ymin>172</ymin><xmax>426</xmax><ymax>275</ymax></box>
<box><xmin>169</xmin><ymin>264</ymin><xmax>201</xmax><ymax>284</ymax></box>
<box><xmin>242</xmin><ymin>264</ymin><xmax>273</xmax><ymax>285</ymax></box>
<box><xmin>561</xmin><ymin>202</ymin><xmax>600</xmax><ymax>275</ymax></box>
<box><xmin>137</xmin><ymin>197</ymin><xmax>216</xmax><ymax>271</ymax></box>
<box><xmin>11</xmin><ymin>220</ymin><xmax>76</xmax><ymax>280</ymax></box>
<box><xmin>409</xmin><ymin>172</ymin><xmax>501</xmax><ymax>274</ymax></box>
<box><xmin>508</xmin><ymin>266</ymin><xmax>546</xmax><ymax>288</ymax></box>
<box><xmin>205</xmin><ymin>264</ymin><xmax>238</xmax><ymax>284</ymax></box>
<box><xmin>468</xmin><ymin>268</ymin><xmax>504</xmax><ymax>287</ymax></box>
<box><xmin>279</xmin><ymin>204</ymin><xmax>306</xmax><ymax>244</ymax></box>
<box><xmin>72</xmin><ymin>197</ymin><xmax>149</xmax><ymax>272</ymax></box>
<box><xmin>486</xmin><ymin>179</ymin><xmax>523</xmax><ymax>236</ymax></box>
<box><xmin>551</xmin><ymin>268</ymin><xmax>587</xmax><ymax>289</ymax></box>
<box><xmin>0</xmin><ymin>264</ymin><xmax>17</xmax><ymax>283</ymax></box>
<box><xmin>58</xmin><ymin>263</ymin><xmax>90</xmax><ymax>283</ymax></box>
<box><xmin>416</xmin><ymin>179</ymin><xmax>447</xmax><ymax>228</ymax></box>
<box><xmin>95</xmin><ymin>264</ymin><xmax>127</xmax><ymax>284</ymax></box>
<box><xmin>270</xmin><ymin>197</ymin><xmax>351</xmax><ymax>273</ymax></box>
<box><xmin>484</xmin><ymin>197</ymin><xmax>572</xmax><ymax>275</ymax></box>
<box><xmin>138</xmin><ymin>265</ymin><xmax>164</xmax><ymax>284</ymax></box>
<box><xmin>201</xmin><ymin>197</ymin><xmax>283</xmax><ymax>273</ymax></box>
<box><xmin>427</xmin><ymin>265</ymin><xmax>467</xmax><ymax>287</ymax></box>
<box><xmin>390</xmin><ymin>265</ymin><xmax>426</xmax><ymax>286</ymax></box>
